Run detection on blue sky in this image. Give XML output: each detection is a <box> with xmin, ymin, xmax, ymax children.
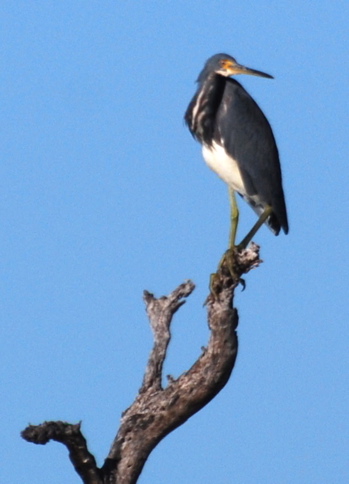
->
<box><xmin>1</xmin><ymin>1</ymin><xmax>349</xmax><ymax>483</ymax></box>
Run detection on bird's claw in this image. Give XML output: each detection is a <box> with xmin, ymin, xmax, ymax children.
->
<box><xmin>209</xmin><ymin>272</ymin><xmax>221</xmax><ymax>298</ymax></box>
<box><xmin>208</xmin><ymin>246</ymin><xmax>246</xmax><ymax>299</ymax></box>
<box><xmin>219</xmin><ymin>247</ymin><xmax>240</xmax><ymax>280</ymax></box>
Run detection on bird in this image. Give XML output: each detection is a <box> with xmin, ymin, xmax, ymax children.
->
<box><xmin>185</xmin><ymin>53</ymin><xmax>288</xmax><ymax>250</ymax></box>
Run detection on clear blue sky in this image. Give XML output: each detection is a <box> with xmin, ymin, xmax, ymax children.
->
<box><xmin>1</xmin><ymin>2</ymin><xmax>348</xmax><ymax>483</ymax></box>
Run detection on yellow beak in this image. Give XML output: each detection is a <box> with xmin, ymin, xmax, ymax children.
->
<box><xmin>228</xmin><ymin>62</ymin><xmax>273</xmax><ymax>79</ymax></box>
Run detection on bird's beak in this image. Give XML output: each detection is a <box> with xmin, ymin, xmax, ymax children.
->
<box><xmin>228</xmin><ymin>62</ymin><xmax>273</xmax><ymax>79</ymax></box>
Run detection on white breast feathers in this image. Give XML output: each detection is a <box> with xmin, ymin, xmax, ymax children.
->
<box><xmin>202</xmin><ymin>141</ymin><xmax>246</xmax><ymax>196</ymax></box>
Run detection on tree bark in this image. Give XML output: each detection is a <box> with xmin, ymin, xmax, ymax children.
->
<box><xmin>22</xmin><ymin>244</ymin><xmax>262</xmax><ymax>484</ymax></box>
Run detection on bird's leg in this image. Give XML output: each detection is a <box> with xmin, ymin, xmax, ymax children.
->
<box><xmin>229</xmin><ymin>188</ymin><xmax>239</xmax><ymax>248</ymax></box>
<box><xmin>213</xmin><ymin>189</ymin><xmax>240</xmax><ymax>284</ymax></box>
<box><xmin>238</xmin><ymin>206</ymin><xmax>273</xmax><ymax>248</ymax></box>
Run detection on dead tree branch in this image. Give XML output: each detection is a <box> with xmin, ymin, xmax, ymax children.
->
<box><xmin>21</xmin><ymin>421</ymin><xmax>101</xmax><ymax>484</ymax></box>
<box><xmin>22</xmin><ymin>244</ymin><xmax>262</xmax><ymax>484</ymax></box>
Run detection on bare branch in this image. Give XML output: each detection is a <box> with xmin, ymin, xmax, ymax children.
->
<box><xmin>21</xmin><ymin>244</ymin><xmax>262</xmax><ymax>484</ymax></box>
<box><xmin>141</xmin><ymin>280</ymin><xmax>195</xmax><ymax>392</ymax></box>
<box><xmin>102</xmin><ymin>244</ymin><xmax>261</xmax><ymax>483</ymax></box>
<box><xmin>21</xmin><ymin>421</ymin><xmax>102</xmax><ymax>484</ymax></box>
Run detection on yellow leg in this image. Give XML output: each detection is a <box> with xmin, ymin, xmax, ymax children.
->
<box><xmin>229</xmin><ymin>188</ymin><xmax>239</xmax><ymax>249</ymax></box>
<box><xmin>212</xmin><ymin>188</ymin><xmax>239</xmax><ymax>282</ymax></box>
<box><xmin>210</xmin><ymin>201</ymin><xmax>273</xmax><ymax>295</ymax></box>
<box><xmin>238</xmin><ymin>206</ymin><xmax>273</xmax><ymax>249</ymax></box>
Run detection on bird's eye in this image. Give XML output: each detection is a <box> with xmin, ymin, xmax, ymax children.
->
<box><xmin>220</xmin><ymin>60</ymin><xmax>230</xmax><ymax>70</ymax></box>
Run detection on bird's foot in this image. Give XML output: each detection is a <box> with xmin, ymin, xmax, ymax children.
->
<box><xmin>208</xmin><ymin>247</ymin><xmax>245</xmax><ymax>299</ymax></box>
<box><xmin>208</xmin><ymin>243</ymin><xmax>262</xmax><ymax>301</ymax></box>
<box><xmin>219</xmin><ymin>247</ymin><xmax>241</xmax><ymax>280</ymax></box>
<box><xmin>209</xmin><ymin>272</ymin><xmax>222</xmax><ymax>298</ymax></box>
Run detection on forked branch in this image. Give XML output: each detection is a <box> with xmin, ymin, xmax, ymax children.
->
<box><xmin>22</xmin><ymin>244</ymin><xmax>261</xmax><ymax>484</ymax></box>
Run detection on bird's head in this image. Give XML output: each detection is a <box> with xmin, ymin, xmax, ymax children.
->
<box><xmin>198</xmin><ymin>53</ymin><xmax>273</xmax><ymax>81</ymax></box>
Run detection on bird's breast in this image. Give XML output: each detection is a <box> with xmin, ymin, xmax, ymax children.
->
<box><xmin>202</xmin><ymin>141</ymin><xmax>246</xmax><ymax>195</ymax></box>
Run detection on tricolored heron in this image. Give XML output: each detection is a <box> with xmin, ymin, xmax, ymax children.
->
<box><xmin>185</xmin><ymin>53</ymin><xmax>288</xmax><ymax>252</ymax></box>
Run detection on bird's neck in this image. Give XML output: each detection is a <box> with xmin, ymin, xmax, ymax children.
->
<box><xmin>185</xmin><ymin>74</ymin><xmax>226</xmax><ymax>145</ymax></box>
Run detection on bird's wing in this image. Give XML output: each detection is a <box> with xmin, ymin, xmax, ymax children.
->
<box><xmin>216</xmin><ymin>79</ymin><xmax>280</xmax><ymax>197</ymax></box>
<box><xmin>215</xmin><ymin>79</ymin><xmax>288</xmax><ymax>233</ymax></box>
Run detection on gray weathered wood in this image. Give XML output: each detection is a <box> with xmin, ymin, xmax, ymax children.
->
<box><xmin>22</xmin><ymin>244</ymin><xmax>261</xmax><ymax>484</ymax></box>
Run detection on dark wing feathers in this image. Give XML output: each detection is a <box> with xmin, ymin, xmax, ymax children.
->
<box><xmin>215</xmin><ymin>79</ymin><xmax>288</xmax><ymax>234</ymax></box>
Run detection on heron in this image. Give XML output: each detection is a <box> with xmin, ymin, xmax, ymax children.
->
<box><xmin>185</xmin><ymin>53</ymin><xmax>288</xmax><ymax>256</ymax></box>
